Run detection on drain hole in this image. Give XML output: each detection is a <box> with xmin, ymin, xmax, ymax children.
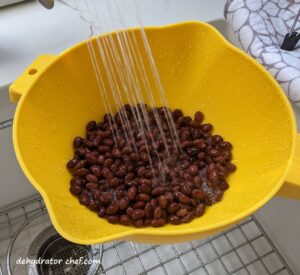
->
<box><xmin>38</xmin><ymin>237</ymin><xmax>91</xmax><ymax>275</ymax></box>
<box><xmin>27</xmin><ymin>226</ymin><xmax>102</xmax><ymax>275</ymax></box>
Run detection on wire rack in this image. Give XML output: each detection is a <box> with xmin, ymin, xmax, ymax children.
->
<box><xmin>0</xmin><ymin>195</ymin><xmax>295</xmax><ymax>275</ymax></box>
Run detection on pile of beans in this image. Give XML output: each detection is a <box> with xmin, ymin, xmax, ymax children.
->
<box><xmin>67</xmin><ymin>105</ymin><xmax>236</xmax><ymax>227</ymax></box>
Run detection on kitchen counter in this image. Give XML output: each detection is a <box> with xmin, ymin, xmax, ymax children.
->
<box><xmin>0</xmin><ymin>0</ymin><xmax>226</xmax><ymax>87</ymax></box>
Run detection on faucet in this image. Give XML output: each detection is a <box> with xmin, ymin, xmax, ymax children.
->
<box><xmin>38</xmin><ymin>0</ymin><xmax>54</xmax><ymax>9</ymax></box>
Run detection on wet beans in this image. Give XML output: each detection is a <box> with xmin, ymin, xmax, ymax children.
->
<box><xmin>67</xmin><ymin>105</ymin><xmax>236</xmax><ymax>227</ymax></box>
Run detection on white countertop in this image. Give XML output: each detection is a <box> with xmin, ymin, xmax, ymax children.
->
<box><xmin>0</xmin><ymin>0</ymin><xmax>226</xmax><ymax>87</ymax></box>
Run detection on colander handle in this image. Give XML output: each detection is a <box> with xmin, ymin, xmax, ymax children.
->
<box><xmin>277</xmin><ymin>134</ymin><xmax>300</xmax><ymax>199</ymax></box>
<box><xmin>9</xmin><ymin>55</ymin><xmax>56</xmax><ymax>103</ymax></box>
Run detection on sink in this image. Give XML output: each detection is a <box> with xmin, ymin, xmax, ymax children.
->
<box><xmin>0</xmin><ymin>84</ymin><xmax>37</xmax><ymax>209</ymax></box>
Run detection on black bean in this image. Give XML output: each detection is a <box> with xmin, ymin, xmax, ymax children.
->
<box><xmin>169</xmin><ymin>215</ymin><xmax>181</xmax><ymax>225</ymax></box>
<box><xmin>90</xmin><ymin>165</ymin><xmax>102</xmax><ymax>177</ymax></box>
<box><xmin>68</xmin><ymin>105</ymin><xmax>236</xmax><ymax>228</ymax></box>
<box><xmin>102</xmin><ymin>167</ymin><xmax>113</xmax><ymax>179</ymax></box>
<box><xmin>194</xmin><ymin>203</ymin><xmax>206</xmax><ymax>217</ymax></box>
<box><xmin>86</xmin><ymin>182</ymin><xmax>98</xmax><ymax>190</ymax></box>
<box><xmin>192</xmin><ymin>190</ymin><xmax>207</xmax><ymax>200</ymax></box>
<box><xmin>133</xmin><ymin>219</ymin><xmax>144</xmax><ymax>228</ymax></box>
<box><xmin>168</xmin><ymin>202</ymin><xmax>180</xmax><ymax>214</ymax></box>
<box><xmin>70</xmin><ymin>184</ymin><xmax>82</xmax><ymax>195</ymax></box>
<box><xmin>176</xmin><ymin>208</ymin><xmax>188</xmax><ymax>217</ymax></box>
<box><xmin>74</xmin><ymin>168</ymin><xmax>89</xmax><ymax>176</ymax></box>
<box><xmin>79</xmin><ymin>193</ymin><xmax>90</xmax><ymax>205</ymax></box>
<box><xmin>107</xmin><ymin>215</ymin><xmax>119</xmax><ymax>224</ymax></box>
<box><xmin>73</xmin><ymin>137</ymin><xmax>83</xmax><ymax>148</ymax></box>
<box><xmin>194</xmin><ymin>111</ymin><xmax>204</xmax><ymax>122</ymax></box>
<box><xmin>158</xmin><ymin>196</ymin><xmax>168</xmax><ymax>209</ymax></box>
<box><xmin>188</xmin><ymin>165</ymin><xmax>199</xmax><ymax>175</ymax></box>
<box><xmin>106</xmin><ymin>203</ymin><xmax>119</xmax><ymax>215</ymax></box>
<box><xmin>128</xmin><ymin>186</ymin><xmax>137</xmax><ymax>200</ymax></box>
<box><xmin>100</xmin><ymin>192</ymin><xmax>112</xmax><ymax>204</ymax></box>
<box><xmin>132</xmin><ymin>209</ymin><xmax>145</xmax><ymax>220</ymax></box>
<box><xmin>133</xmin><ymin>201</ymin><xmax>145</xmax><ymax>209</ymax></box>
<box><xmin>86</xmin><ymin>174</ymin><xmax>98</xmax><ymax>183</ymax></box>
<box><xmin>120</xmin><ymin>215</ymin><xmax>131</xmax><ymax>225</ymax></box>
<box><xmin>186</xmin><ymin>147</ymin><xmax>200</xmax><ymax>156</ymax></box>
<box><xmin>151</xmin><ymin>219</ymin><xmax>166</xmax><ymax>227</ymax></box>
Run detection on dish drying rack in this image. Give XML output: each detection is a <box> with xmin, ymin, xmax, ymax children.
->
<box><xmin>0</xmin><ymin>194</ymin><xmax>294</xmax><ymax>275</ymax></box>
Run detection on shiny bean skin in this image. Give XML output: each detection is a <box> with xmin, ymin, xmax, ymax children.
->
<box><xmin>168</xmin><ymin>203</ymin><xmax>179</xmax><ymax>214</ymax></box>
<box><xmin>151</xmin><ymin>219</ymin><xmax>166</xmax><ymax>227</ymax></box>
<box><xmin>158</xmin><ymin>196</ymin><xmax>168</xmax><ymax>209</ymax></box>
<box><xmin>138</xmin><ymin>193</ymin><xmax>151</xmax><ymax>202</ymax></box>
<box><xmin>133</xmin><ymin>219</ymin><xmax>144</xmax><ymax>228</ymax></box>
<box><xmin>112</xmin><ymin>148</ymin><xmax>122</xmax><ymax>159</ymax></box>
<box><xmin>107</xmin><ymin>215</ymin><xmax>119</xmax><ymax>224</ymax></box>
<box><xmin>106</xmin><ymin>203</ymin><xmax>119</xmax><ymax>215</ymax></box>
<box><xmin>67</xmin><ymin>159</ymin><xmax>78</xmax><ymax>170</ymax></box>
<box><xmin>188</xmin><ymin>165</ymin><xmax>199</xmax><ymax>176</ymax></box>
<box><xmin>154</xmin><ymin>207</ymin><xmax>163</xmax><ymax>219</ymax></box>
<box><xmin>88</xmin><ymin>200</ymin><xmax>99</xmax><ymax>212</ymax></box>
<box><xmin>68</xmin><ymin>105</ymin><xmax>236</xmax><ymax>227</ymax></box>
<box><xmin>86</xmin><ymin>153</ymin><xmax>98</xmax><ymax>164</ymax></box>
<box><xmin>97</xmin><ymin>155</ymin><xmax>105</xmax><ymax>164</ymax></box>
<box><xmin>99</xmin><ymin>192</ymin><xmax>112</xmax><ymax>204</ymax></box>
<box><xmin>86</xmin><ymin>182</ymin><xmax>98</xmax><ymax>190</ymax></box>
<box><xmin>70</xmin><ymin>184</ymin><xmax>82</xmax><ymax>195</ymax></box>
<box><xmin>133</xmin><ymin>201</ymin><xmax>145</xmax><ymax>209</ymax></box>
<box><xmin>98</xmin><ymin>207</ymin><xmax>106</xmax><ymax>217</ymax></box>
<box><xmin>169</xmin><ymin>215</ymin><xmax>181</xmax><ymax>225</ymax></box>
<box><xmin>86</xmin><ymin>174</ymin><xmax>98</xmax><ymax>183</ymax></box>
<box><xmin>180</xmin><ymin>183</ymin><xmax>192</xmax><ymax>196</ymax></box>
<box><xmin>102</xmin><ymin>168</ymin><xmax>113</xmax><ymax>179</ymax></box>
<box><xmin>145</xmin><ymin>203</ymin><xmax>152</xmax><ymax>218</ymax></box>
<box><xmin>194</xmin><ymin>203</ymin><xmax>206</xmax><ymax>217</ymax></box>
<box><xmin>165</xmin><ymin>192</ymin><xmax>174</xmax><ymax>202</ymax></box>
<box><xmin>140</xmin><ymin>184</ymin><xmax>152</xmax><ymax>194</ymax></box>
<box><xmin>120</xmin><ymin>215</ymin><xmax>131</xmax><ymax>225</ymax></box>
<box><xmin>73</xmin><ymin>160</ymin><xmax>87</xmax><ymax>170</ymax></box>
<box><xmin>181</xmin><ymin>212</ymin><xmax>194</xmax><ymax>223</ymax></box>
<box><xmin>128</xmin><ymin>186</ymin><xmax>137</xmax><ymax>200</ymax></box>
<box><xmin>126</xmin><ymin>207</ymin><xmax>134</xmax><ymax>217</ymax></box>
<box><xmin>176</xmin><ymin>208</ymin><xmax>188</xmax><ymax>217</ymax></box>
<box><xmin>144</xmin><ymin>219</ymin><xmax>151</xmax><ymax>227</ymax></box>
<box><xmin>79</xmin><ymin>193</ymin><xmax>90</xmax><ymax>206</ymax></box>
<box><xmin>152</xmin><ymin>187</ymin><xmax>165</xmax><ymax>196</ymax></box>
<box><xmin>192</xmin><ymin>190</ymin><xmax>208</xmax><ymax>200</ymax></box>
<box><xmin>90</xmin><ymin>165</ymin><xmax>102</xmax><ymax>177</ymax></box>
<box><xmin>177</xmin><ymin>193</ymin><xmax>192</xmax><ymax>205</ymax></box>
<box><xmin>73</xmin><ymin>137</ymin><xmax>83</xmax><ymax>148</ymax></box>
<box><xmin>74</xmin><ymin>168</ymin><xmax>89</xmax><ymax>176</ymax></box>
<box><xmin>132</xmin><ymin>209</ymin><xmax>145</xmax><ymax>220</ymax></box>
<box><xmin>194</xmin><ymin>111</ymin><xmax>204</xmax><ymax>123</ymax></box>
<box><xmin>117</xmin><ymin>198</ymin><xmax>129</xmax><ymax>210</ymax></box>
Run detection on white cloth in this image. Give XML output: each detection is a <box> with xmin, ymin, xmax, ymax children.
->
<box><xmin>225</xmin><ymin>0</ymin><xmax>300</xmax><ymax>108</ymax></box>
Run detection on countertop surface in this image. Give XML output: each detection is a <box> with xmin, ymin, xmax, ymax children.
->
<box><xmin>0</xmin><ymin>0</ymin><xmax>226</xmax><ymax>87</ymax></box>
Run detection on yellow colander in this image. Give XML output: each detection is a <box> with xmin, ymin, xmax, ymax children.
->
<box><xmin>9</xmin><ymin>22</ymin><xmax>300</xmax><ymax>244</ymax></box>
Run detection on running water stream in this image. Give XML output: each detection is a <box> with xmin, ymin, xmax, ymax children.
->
<box><xmin>59</xmin><ymin>0</ymin><xmax>181</xmax><ymax>182</ymax></box>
